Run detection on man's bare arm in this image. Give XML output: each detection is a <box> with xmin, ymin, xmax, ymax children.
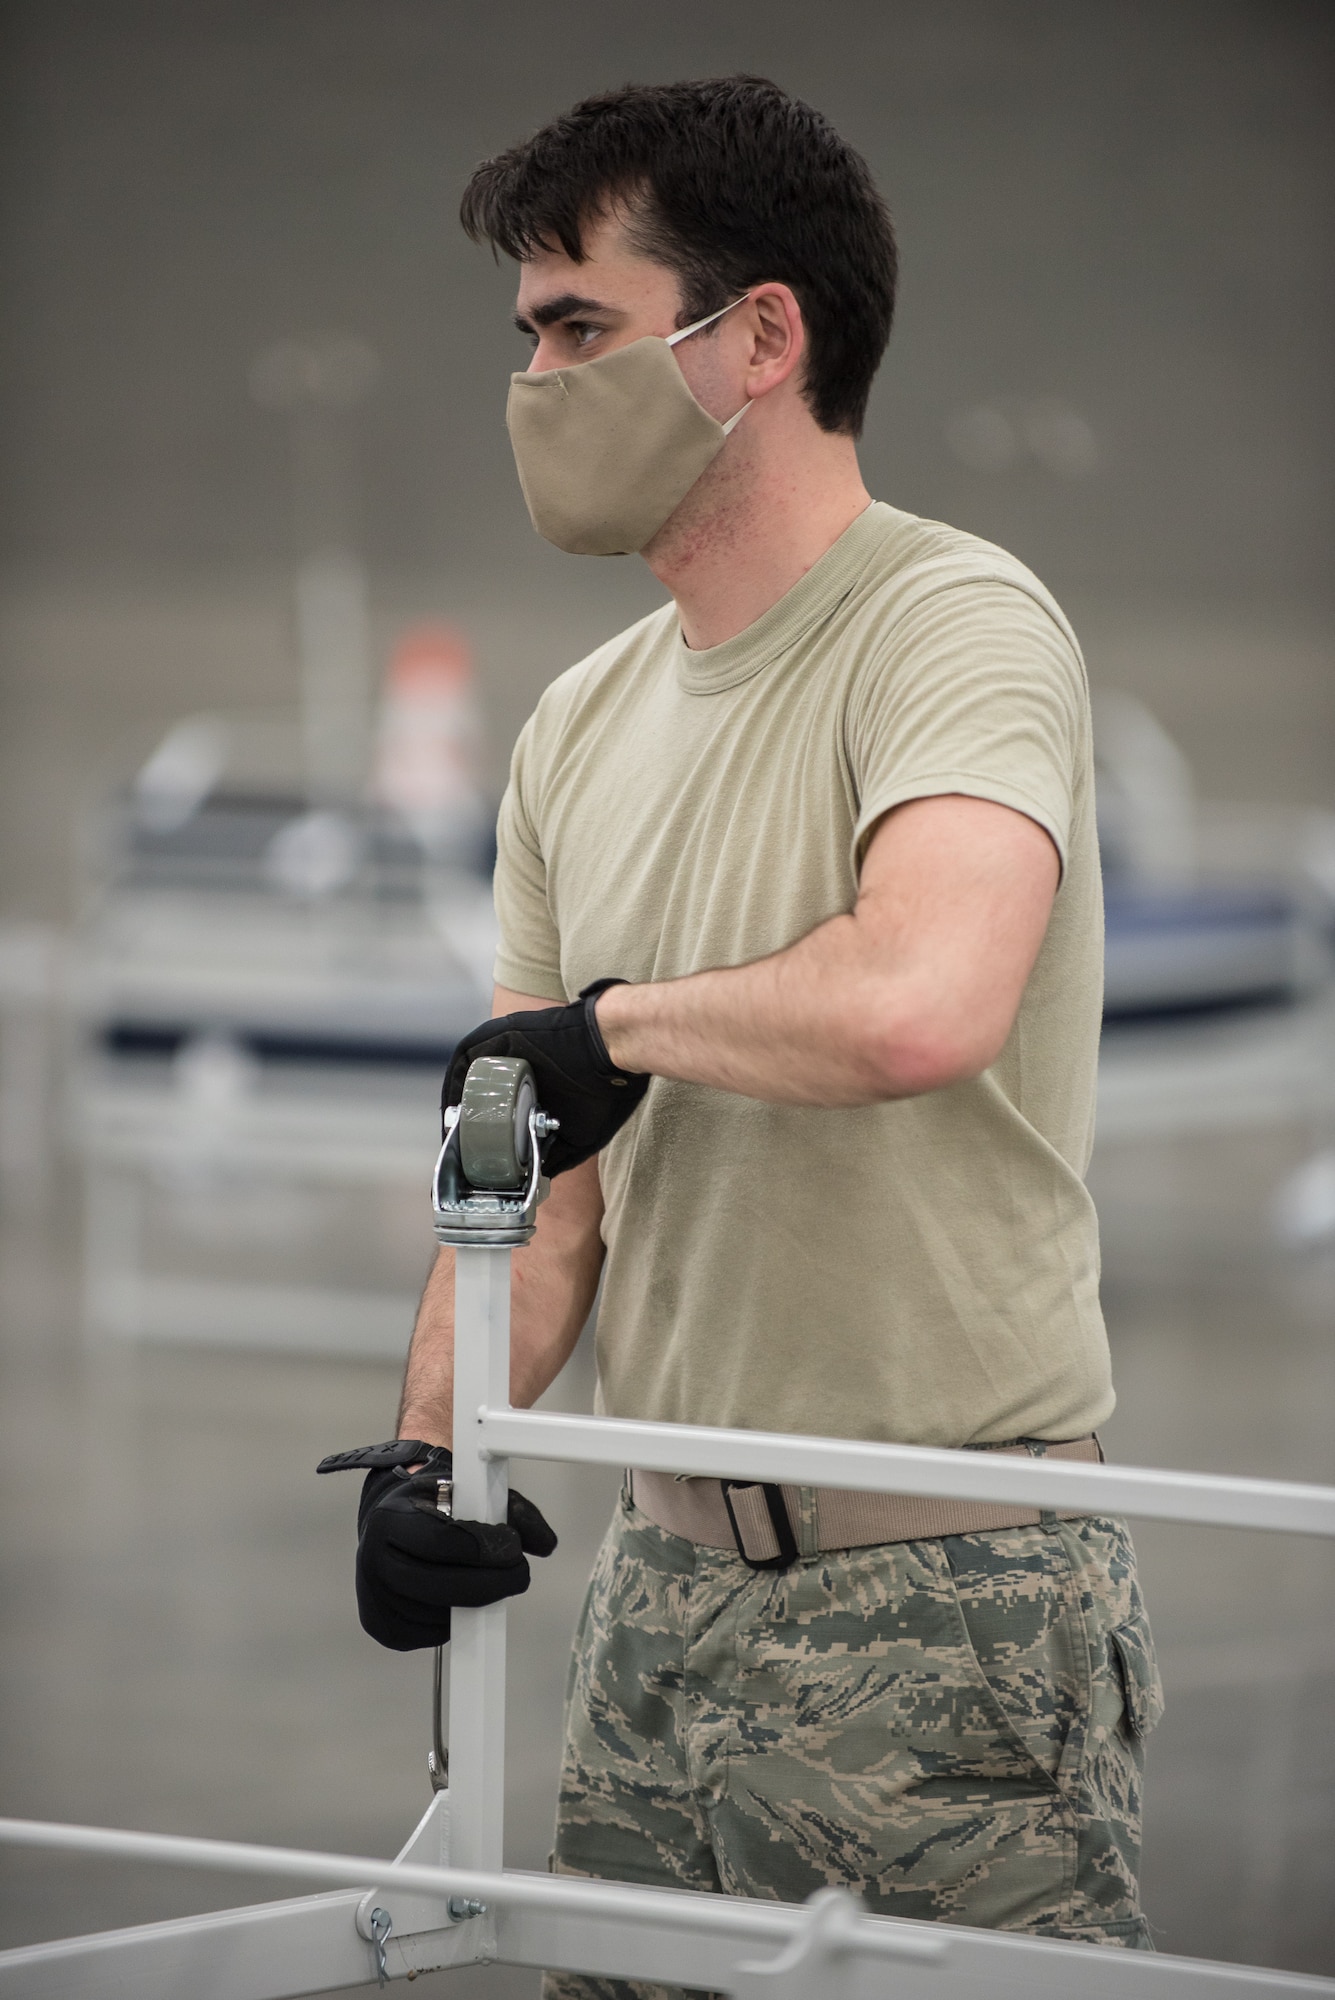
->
<box><xmin>594</xmin><ymin>794</ymin><xmax>1060</xmax><ymax>1106</ymax></box>
<box><xmin>396</xmin><ymin>987</ymin><xmax>607</xmax><ymax>1446</ymax></box>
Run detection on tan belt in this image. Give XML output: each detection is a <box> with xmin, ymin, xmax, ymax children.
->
<box><xmin>629</xmin><ymin>1435</ymin><xmax>1103</xmax><ymax>1569</ymax></box>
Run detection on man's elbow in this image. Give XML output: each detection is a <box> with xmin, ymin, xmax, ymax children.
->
<box><xmin>860</xmin><ymin>1012</ymin><xmax>1006</xmax><ymax>1100</ymax></box>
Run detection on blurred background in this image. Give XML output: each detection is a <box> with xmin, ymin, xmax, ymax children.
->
<box><xmin>0</xmin><ymin>0</ymin><xmax>1332</xmax><ymax>1989</ymax></box>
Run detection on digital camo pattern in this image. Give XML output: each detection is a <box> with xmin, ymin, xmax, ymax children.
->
<box><xmin>540</xmin><ymin>1494</ymin><xmax>1162</xmax><ymax>2000</ymax></box>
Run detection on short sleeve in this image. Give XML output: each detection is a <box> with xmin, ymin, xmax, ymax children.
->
<box><xmin>847</xmin><ymin>580</ymin><xmax>1085</xmax><ymax>881</ymax></box>
<box><xmin>492</xmin><ymin>717</ymin><xmax>567</xmax><ymax>1001</ymax></box>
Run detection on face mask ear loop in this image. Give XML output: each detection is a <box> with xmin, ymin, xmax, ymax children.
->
<box><xmin>666</xmin><ymin>296</ymin><xmax>752</xmax><ymax>434</ymax></box>
<box><xmin>664</xmin><ymin>294</ymin><xmax>751</xmax><ymax>348</ymax></box>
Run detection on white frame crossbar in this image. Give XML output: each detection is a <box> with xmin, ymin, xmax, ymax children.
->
<box><xmin>2</xmin><ymin>1238</ymin><xmax>1333</xmax><ymax>1998</ymax></box>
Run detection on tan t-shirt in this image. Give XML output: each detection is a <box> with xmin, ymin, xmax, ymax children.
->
<box><xmin>494</xmin><ymin>501</ymin><xmax>1113</xmax><ymax>1447</ymax></box>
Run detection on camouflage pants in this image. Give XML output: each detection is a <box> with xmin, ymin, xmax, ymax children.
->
<box><xmin>542</xmin><ymin>1490</ymin><xmax>1163</xmax><ymax>1999</ymax></box>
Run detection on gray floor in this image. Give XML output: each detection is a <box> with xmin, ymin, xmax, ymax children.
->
<box><xmin>1</xmin><ymin>1115</ymin><xmax>1333</xmax><ymax>1991</ymax></box>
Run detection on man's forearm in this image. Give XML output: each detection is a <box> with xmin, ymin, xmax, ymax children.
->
<box><xmin>593</xmin><ymin>795</ymin><xmax>1060</xmax><ymax>1106</ymax></box>
<box><xmin>397</xmin><ymin>1156</ymin><xmax>606</xmax><ymax>1445</ymax></box>
<box><xmin>397</xmin><ymin>1249</ymin><xmax>459</xmax><ymax>1446</ymax></box>
<box><xmin>595</xmin><ymin>912</ymin><xmax>913</xmax><ymax>1107</ymax></box>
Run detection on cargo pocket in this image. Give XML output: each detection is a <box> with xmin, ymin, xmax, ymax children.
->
<box><xmin>1059</xmin><ymin>1912</ymin><xmax>1155</xmax><ymax>1950</ymax></box>
<box><xmin>1110</xmin><ymin>1619</ymin><xmax>1164</xmax><ymax>1742</ymax></box>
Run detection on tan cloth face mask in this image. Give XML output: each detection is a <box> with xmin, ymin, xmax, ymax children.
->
<box><xmin>506</xmin><ymin>297</ymin><xmax>750</xmax><ymax>556</ymax></box>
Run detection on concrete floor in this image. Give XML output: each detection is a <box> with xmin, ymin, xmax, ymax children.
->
<box><xmin>1</xmin><ymin>1106</ymin><xmax>1333</xmax><ymax>1992</ymax></box>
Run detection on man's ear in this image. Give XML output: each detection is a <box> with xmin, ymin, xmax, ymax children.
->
<box><xmin>744</xmin><ymin>283</ymin><xmax>805</xmax><ymax>400</ymax></box>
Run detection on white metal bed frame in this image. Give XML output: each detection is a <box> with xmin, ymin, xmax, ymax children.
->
<box><xmin>3</xmin><ymin>1240</ymin><xmax>1334</xmax><ymax>1997</ymax></box>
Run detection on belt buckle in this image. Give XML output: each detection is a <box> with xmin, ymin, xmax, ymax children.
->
<box><xmin>721</xmin><ymin>1480</ymin><xmax>799</xmax><ymax>1571</ymax></box>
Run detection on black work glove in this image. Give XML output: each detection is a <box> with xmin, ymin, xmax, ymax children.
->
<box><xmin>317</xmin><ymin>1439</ymin><xmax>558</xmax><ymax>1652</ymax></box>
<box><xmin>442</xmin><ymin>978</ymin><xmax>649</xmax><ymax>1177</ymax></box>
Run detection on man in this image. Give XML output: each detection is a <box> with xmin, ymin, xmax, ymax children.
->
<box><xmin>323</xmin><ymin>76</ymin><xmax>1162</xmax><ymax>1983</ymax></box>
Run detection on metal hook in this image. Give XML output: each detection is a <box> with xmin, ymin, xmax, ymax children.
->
<box><xmin>732</xmin><ymin>1887</ymin><xmax>945</xmax><ymax>1997</ymax></box>
<box><xmin>427</xmin><ymin>1643</ymin><xmax>448</xmax><ymax>1792</ymax></box>
<box><xmin>368</xmin><ymin>1904</ymin><xmax>392</xmax><ymax>1988</ymax></box>
<box><xmin>731</xmin><ymin>1888</ymin><xmax>861</xmax><ymax>1998</ymax></box>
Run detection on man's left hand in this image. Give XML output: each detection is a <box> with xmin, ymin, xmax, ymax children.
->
<box><xmin>442</xmin><ymin>981</ymin><xmax>648</xmax><ymax>1175</ymax></box>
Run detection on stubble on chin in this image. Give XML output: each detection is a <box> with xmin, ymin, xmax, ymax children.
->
<box><xmin>643</xmin><ymin>443</ymin><xmax>753</xmax><ymax>580</ymax></box>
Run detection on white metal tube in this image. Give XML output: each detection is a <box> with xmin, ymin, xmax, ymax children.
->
<box><xmin>478</xmin><ymin>1408</ymin><xmax>1335</xmax><ymax>1539</ymax></box>
<box><xmin>452</xmin><ymin>1249</ymin><xmax>511</xmax><ymax>1524</ymax></box>
<box><xmin>0</xmin><ymin>1818</ymin><xmax>884</xmax><ymax>1949</ymax></box>
<box><xmin>449</xmin><ymin>1246</ymin><xmax>512</xmax><ymax>1873</ymax></box>
<box><xmin>0</xmin><ymin>1890</ymin><xmax>387</xmax><ymax>2000</ymax></box>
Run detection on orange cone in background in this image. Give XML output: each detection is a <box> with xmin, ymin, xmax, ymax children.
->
<box><xmin>371</xmin><ymin>626</ymin><xmax>487</xmax><ymax>867</ymax></box>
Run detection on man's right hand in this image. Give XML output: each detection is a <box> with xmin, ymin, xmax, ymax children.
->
<box><xmin>317</xmin><ymin>1440</ymin><xmax>558</xmax><ymax>1652</ymax></box>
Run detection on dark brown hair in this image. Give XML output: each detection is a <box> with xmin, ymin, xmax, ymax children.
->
<box><xmin>460</xmin><ymin>76</ymin><xmax>897</xmax><ymax>437</ymax></box>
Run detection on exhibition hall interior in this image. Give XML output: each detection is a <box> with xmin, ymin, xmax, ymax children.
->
<box><xmin>0</xmin><ymin>3</ymin><xmax>1331</xmax><ymax>1992</ymax></box>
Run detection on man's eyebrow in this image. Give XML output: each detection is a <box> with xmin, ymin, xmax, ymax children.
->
<box><xmin>513</xmin><ymin>292</ymin><xmax>615</xmax><ymax>333</ymax></box>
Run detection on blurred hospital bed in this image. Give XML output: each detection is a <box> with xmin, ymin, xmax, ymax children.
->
<box><xmin>1095</xmin><ymin>691</ymin><xmax>1335</xmax><ymax>1238</ymax></box>
<box><xmin>66</xmin><ymin>704</ymin><xmax>497</xmax><ymax>1355</ymax></box>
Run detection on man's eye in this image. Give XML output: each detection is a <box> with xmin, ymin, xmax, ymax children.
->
<box><xmin>568</xmin><ymin>322</ymin><xmax>602</xmax><ymax>347</ymax></box>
